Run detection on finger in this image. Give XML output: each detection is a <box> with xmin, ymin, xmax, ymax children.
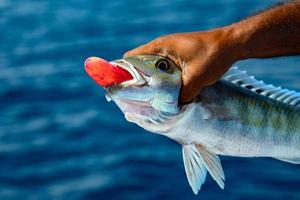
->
<box><xmin>180</xmin><ymin>78</ymin><xmax>197</xmax><ymax>104</ymax></box>
<box><xmin>124</xmin><ymin>45</ymin><xmax>145</xmax><ymax>58</ymax></box>
<box><xmin>179</xmin><ymin>64</ymin><xmax>206</xmax><ymax>104</ymax></box>
<box><xmin>180</xmin><ymin>80</ymin><xmax>201</xmax><ymax>104</ymax></box>
<box><xmin>124</xmin><ymin>42</ymin><xmax>160</xmax><ymax>58</ymax></box>
<box><xmin>180</xmin><ymin>66</ymin><xmax>227</xmax><ymax>104</ymax></box>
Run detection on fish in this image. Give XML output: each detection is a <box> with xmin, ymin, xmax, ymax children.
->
<box><xmin>84</xmin><ymin>55</ymin><xmax>300</xmax><ymax>194</ymax></box>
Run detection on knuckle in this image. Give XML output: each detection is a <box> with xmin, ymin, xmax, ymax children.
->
<box><xmin>153</xmin><ymin>37</ymin><xmax>164</xmax><ymax>44</ymax></box>
<box><xmin>182</xmin><ymin>68</ymin><xmax>198</xmax><ymax>85</ymax></box>
<box><xmin>123</xmin><ymin>50</ymin><xmax>133</xmax><ymax>57</ymax></box>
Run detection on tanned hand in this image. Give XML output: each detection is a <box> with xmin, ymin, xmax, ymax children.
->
<box><xmin>124</xmin><ymin>1</ymin><xmax>300</xmax><ymax>104</ymax></box>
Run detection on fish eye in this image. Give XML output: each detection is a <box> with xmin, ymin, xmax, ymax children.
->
<box><xmin>156</xmin><ymin>60</ymin><xmax>169</xmax><ymax>72</ymax></box>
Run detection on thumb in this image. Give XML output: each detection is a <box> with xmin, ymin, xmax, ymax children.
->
<box><xmin>179</xmin><ymin>65</ymin><xmax>204</xmax><ymax>104</ymax></box>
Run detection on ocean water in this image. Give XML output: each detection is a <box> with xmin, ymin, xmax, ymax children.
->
<box><xmin>1</xmin><ymin>0</ymin><xmax>300</xmax><ymax>199</ymax></box>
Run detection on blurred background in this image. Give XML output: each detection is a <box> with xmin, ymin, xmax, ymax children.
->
<box><xmin>1</xmin><ymin>0</ymin><xmax>300</xmax><ymax>199</ymax></box>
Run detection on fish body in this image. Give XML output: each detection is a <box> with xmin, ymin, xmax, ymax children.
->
<box><xmin>169</xmin><ymin>80</ymin><xmax>300</xmax><ymax>158</ymax></box>
<box><xmin>85</xmin><ymin>55</ymin><xmax>300</xmax><ymax>194</ymax></box>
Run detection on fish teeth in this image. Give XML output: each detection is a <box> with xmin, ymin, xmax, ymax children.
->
<box><xmin>105</xmin><ymin>94</ymin><xmax>112</xmax><ymax>102</ymax></box>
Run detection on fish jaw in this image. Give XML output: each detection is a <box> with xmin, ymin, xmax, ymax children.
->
<box><xmin>84</xmin><ymin>57</ymin><xmax>147</xmax><ymax>88</ymax></box>
<box><xmin>109</xmin><ymin>59</ymin><xmax>148</xmax><ymax>88</ymax></box>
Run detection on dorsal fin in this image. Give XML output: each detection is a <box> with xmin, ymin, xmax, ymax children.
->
<box><xmin>221</xmin><ymin>66</ymin><xmax>300</xmax><ymax>109</ymax></box>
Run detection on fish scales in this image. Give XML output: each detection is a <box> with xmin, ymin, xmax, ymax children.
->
<box><xmin>194</xmin><ymin>80</ymin><xmax>300</xmax><ymax>157</ymax></box>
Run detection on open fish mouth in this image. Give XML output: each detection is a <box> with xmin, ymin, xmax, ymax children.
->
<box><xmin>84</xmin><ymin>57</ymin><xmax>150</xmax><ymax>88</ymax></box>
<box><xmin>110</xmin><ymin>59</ymin><xmax>149</xmax><ymax>87</ymax></box>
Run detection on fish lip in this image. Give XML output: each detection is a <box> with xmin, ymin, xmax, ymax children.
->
<box><xmin>110</xmin><ymin>59</ymin><xmax>148</xmax><ymax>87</ymax></box>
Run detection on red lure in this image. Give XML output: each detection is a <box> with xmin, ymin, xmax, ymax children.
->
<box><xmin>84</xmin><ymin>57</ymin><xmax>133</xmax><ymax>87</ymax></box>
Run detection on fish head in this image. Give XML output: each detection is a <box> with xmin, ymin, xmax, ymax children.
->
<box><xmin>85</xmin><ymin>55</ymin><xmax>182</xmax><ymax>131</ymax></box>
<box><xmin>109</xmin><ymin>55</ymin><xmax>182</xmax><ymax>113</ymax></box>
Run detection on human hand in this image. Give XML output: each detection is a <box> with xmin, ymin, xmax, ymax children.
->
<box><xmin>124</xmin><ymin>28</ymin><xmax>239</xmax><ymax>104</ymax></box>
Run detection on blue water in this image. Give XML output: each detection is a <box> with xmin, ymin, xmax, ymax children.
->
<box><xmin>1</xmin><ymin>0</ymin><xmax>300</xmax><ymax>199</ymax></box>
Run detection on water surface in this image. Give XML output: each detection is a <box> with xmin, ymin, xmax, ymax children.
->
<box><xmin>1</xmin><ymin>0</ymin><xmax>300</xmax><ymax>199</ymax></box>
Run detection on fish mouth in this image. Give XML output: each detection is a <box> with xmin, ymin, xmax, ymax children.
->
<box><xmin>110</xmin><ymin>59</ymin><xmax>150</xmax><ymax>87</ymax></box>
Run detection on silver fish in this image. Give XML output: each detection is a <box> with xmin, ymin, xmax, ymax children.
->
<box><xmin>91</xmin><ymin>55</ymin><xmax>300</xmax><ymax>194</ymax></box>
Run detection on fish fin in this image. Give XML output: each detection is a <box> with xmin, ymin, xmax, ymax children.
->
<box><xmin>200</xmin><ymin>104</ymin><xmax>237</xmax><ymax>120</ymax></box>
<box><xmin>182</xmin><ymin>145</ymin><xmax>208</xmax><ymax>194</ymax></box>
<box><xmin>182</xmin><ymin>145</ymin><xmax>225</xmax><ymax>194</ymax></box>
<box><xmin>275</xmin><ymin>157</ymin><xmax>300</xmax><ymax>164</ymax></box>
<box><xmin>196</xmin><ymin>144</ymin><xmax>225</xmax><ymax>189</ymax></box>
<box><xmin>222</xmin><ymin>66</ymin><xmax>300</xmax><ymax>109</ymax></box>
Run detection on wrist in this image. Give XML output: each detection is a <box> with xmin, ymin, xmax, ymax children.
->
<box><xmin>220</xmin><ymin>24</ymin><xmax>250</xmax><ymax>61</ymax></box>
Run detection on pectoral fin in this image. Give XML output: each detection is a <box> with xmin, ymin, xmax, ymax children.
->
<box><xmin>182</xmin><ymin>144</ymin><xmax>225</xmax><ymax>195</ymax></box>
<box><xmin>196</xmin><ymin>145</ymin><xmax>225</xmax><ymax>189</ymax></box>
